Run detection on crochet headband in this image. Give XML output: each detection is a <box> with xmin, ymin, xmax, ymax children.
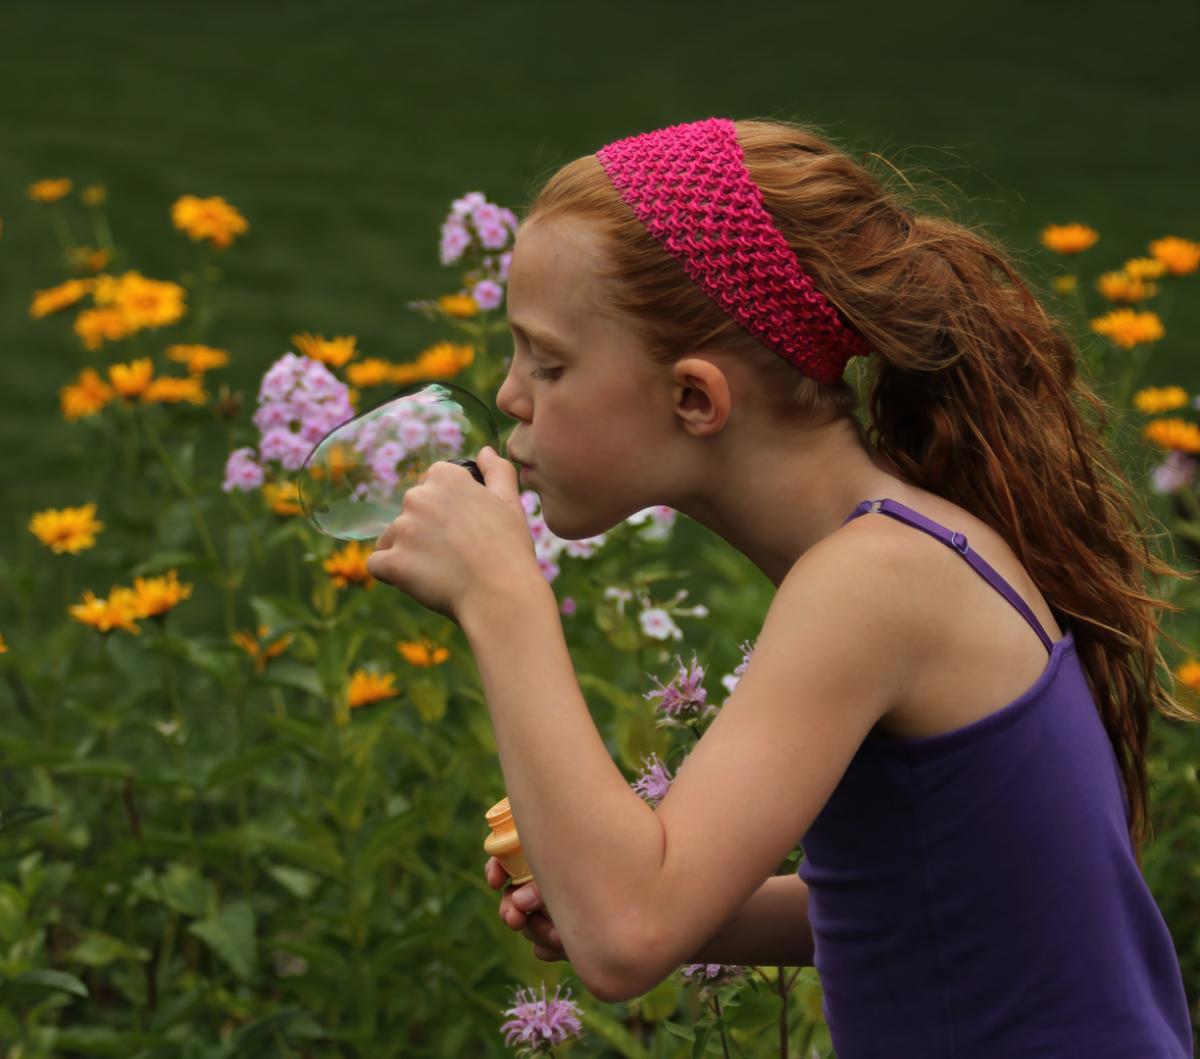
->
<box><xmin>595</xmin><ymin>117</ymin><xmax>871</xmax><ymax>384</ymax></box>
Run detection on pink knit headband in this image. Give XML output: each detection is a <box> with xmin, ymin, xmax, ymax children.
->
<box><xmin>595</xmin><ymin>117</ymin><xmax>871</xmax><ymax>384</ymax></box>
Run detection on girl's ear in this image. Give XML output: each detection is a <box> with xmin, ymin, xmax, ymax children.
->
<box><xmin>671</xmin><ymin>356</ymin><xmax>732</xmax><ymax>437</ymax></box>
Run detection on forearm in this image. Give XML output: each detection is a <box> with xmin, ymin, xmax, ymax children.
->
<box><xmin>460</xmin><ymin>577</ymin><xmax>666</xmax><ymax>993</ymax></box>
<box><xmin>682</xmin><ymin>873</ymin><xmax>815</xmax><ymax>968</ymax></box>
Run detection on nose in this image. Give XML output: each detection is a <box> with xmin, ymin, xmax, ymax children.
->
<box><xmin>495</xmin><ymin>355</ymin><xmax>531</xmax><ymax>425</ymax></box>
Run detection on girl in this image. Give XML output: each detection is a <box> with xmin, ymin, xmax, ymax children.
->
<box><xmin>366</xmin><ymin>117</ymin><xmax>1197</xmax><ymax>1056</ymax></box>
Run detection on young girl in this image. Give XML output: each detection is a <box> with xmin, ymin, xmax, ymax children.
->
<box><xmin>366</xmin><ymin>117</ymin><xmax>1197</xmax><ymax>1056</ymax></box>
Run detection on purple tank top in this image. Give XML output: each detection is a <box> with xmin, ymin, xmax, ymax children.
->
<box><xmin>797</xmin><ymin>498</ymin><xmax>1194</xmax><ymax>1058</ymax></box>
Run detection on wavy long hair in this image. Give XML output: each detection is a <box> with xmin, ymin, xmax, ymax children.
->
<box><xmin>522</xmin><ymin>117</ymin><xmax>1198</xmax><ymax>863</ymax></box>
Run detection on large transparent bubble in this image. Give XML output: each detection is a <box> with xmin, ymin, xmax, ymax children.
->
<box><xmin>298</xmin><ymin>381</ymin><xmax>501</xmax><ymax>541</ymax></box>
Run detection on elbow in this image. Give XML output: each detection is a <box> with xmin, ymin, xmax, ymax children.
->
<box><xmin>585</xmin><ymin>928</ymin><xmax>665</xmax><ymax>1005</ymax></box>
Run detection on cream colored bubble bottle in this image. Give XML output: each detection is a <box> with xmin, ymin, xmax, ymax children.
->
<box><xmin>483</xmin><ymin>796</ymin><xmax>534</xmax><ymax>886</ymax></box>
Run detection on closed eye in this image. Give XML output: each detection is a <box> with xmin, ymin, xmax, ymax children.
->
<box><xmin>529</xmin><ymin>366</ymin><xmax>562</xmax><ymax>381</ymax></box>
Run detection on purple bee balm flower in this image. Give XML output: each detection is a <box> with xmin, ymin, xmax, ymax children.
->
<box><xmin>630</xmin><ymin>752</ymin><xmax>675</xmax><ymax>807</ymax></box>
<box><xmin>499</xmin><ymin>982</ymin><xmax>583</xmax><ymax>1057</ymax></box>
<box><xmin>680</xmin><ymin>963</ymin><xmax>748</xmax><ymax>989</ymax></box>
<box><xmin>645</xmin><ymin>652</ymin><xmax>709</xmax><ymax>723</ymax></box>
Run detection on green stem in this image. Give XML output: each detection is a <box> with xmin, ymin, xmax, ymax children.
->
<box><xmin>232</xmin><ymin>681</ymin><xmax>251</xmax><ymax>888</ymax></box>
<box><xmin>48</xmin><ymin>205</ymin><xmax>78</xmax><ymax>257</ymax></box>
<box><xmin>156</xmin><ymin>617</ymin><xmax>193</xmax><ymax>842</ymax></box>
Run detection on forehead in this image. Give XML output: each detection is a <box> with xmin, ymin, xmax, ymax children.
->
<box><xmin>506</xmin><ymin>217</ymin><xmax>611</xmax><ymax>334</ymax></box>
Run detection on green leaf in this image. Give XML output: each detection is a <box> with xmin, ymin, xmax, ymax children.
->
<box><xmin>409</xmin><ymin>673</ymin><xmax>447</xmax><ymax>723</ymax></box>
<box><xmin>633</xmin><ymin>975</ymin><xmax>680</xmax><ymax>1022</ymax></box>
<box><xmin>663</xmin><ymin>1018</ymin><xmax>696</xmax><ymax>1042</ymax></box>
<box><xmin>256</xmin><ymin>659</ymin><xmax>324</xmax><ymax>698</ymax></box>
<box><xmin>158</xmin><ymin>862</ymin><xmax>217</xmax><ymax>918</ymax></box>
<box><xmin>0</xmin><ymin>805</ymin><xmax>55</xmax><ymax>834</ymax></box>
<box><xmin>721</xmin><ymin>986</ymin><xmax>782</xmax><ymax>1032</ymax></box>
<box><xmin>205</xmin><ymin>743</ymin><xmax>291</xmax><ymax>790</ymax></box>
<box><xmin>576</xmin><ymin>1004</ymin><xmax>653</xmax><ymax>1059</ymax></box>
<box><xmin>578</xmin><ymin>672</ymin><xmax>645</xmax><ymax>714</ymax></box>
<box><xmin>2</xmin><ymin>968</ymin><xmax>88</xmax><ymax>998</ymax></box>
<box><xmin>266</xmin><ymin>864</ymin><xmax>321</xmax><ymax>900</ymax></box>
<box><xmin>128</xmin><ymin>551</ymin><xmax>203</xmax><ymax>577</ymax></box>
<box><xmin>67</xmin><ymin>930</ymin><xmax>151</xmax><ymax>967</ymax></box>
<box><xmin>188</xmin><ymin>900</ymin><xmax>257</xmax><ymax>981</ymax></box>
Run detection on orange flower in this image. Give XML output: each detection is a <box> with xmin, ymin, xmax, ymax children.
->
<box><xmin>94</xmin><ymin>271</ymin><xmax>186</xmax><ymax>330</ymax></box>
<box><xmin>0</xmin><ymin>633</ymin><xmax>8</xmax><ymax>654</ymax></box>
<box><xmin>1133</xmin><ymin>386</ymin><xmax>1189</xmax><ymax>415</ymax></box>
<box><xmin>28</xmin><ymin>178</ymin><xmax>72</xmax><ymax>203</ymax></box>
<box><xmin>1095</xmin><ymin>271</ymin><xmax>1157</xmax><ymax>303</ymax></box>
<box><xmin>59</xmin><ymin>368</ymin><xmax>114</xmax><ymax>421</ymax></box>
<box><xmin>324</xmin><ymin>540</ymin><xmax>375</xmax><ymax>589</ymax></box>
<box><xmin>1040</xmin><ymin>223</ymin><xmax>1098</xmax><ymax>254</ymax></box>
<box><xmin>108</xmin><ymin>358</ymin><xmax>155</xmax><ymax>400</ymax></box>
<box><xmin>231</xmin><ymin>624</ymin><xmax>293</xmax><ymax>672</ymax></box>
<box><xmin>30</xmin><ymin>278</ymin><xmax>94</xmax><ymax>318</ymax></box>
<box><xmin>262</xmin><ymin>480</ymin><xmax>303</xmax><ymax>517</ymax></box>
<box><xmin>81</xmin><ymin>185</ymin><xmax>107</xmax><ymax>207</ymax></box>
<box><xmin>348</xmin><ymin>670</ymin><xmax>400</xmax><ymax>708</ymax></box>
<box><xmin>166</xmin><ymin>344</ymin><xmax>230</xmax><ymax>373</ymax></box>
<box><xmin>396</xmin><ymin>638</ymin><xmax>450</xmax><ymax>667</ymax></box>
<box><xmin>292</xmin><ymin>332</ymin><xmax>358</xmax><ymax>368</ymax></box>
<box><xmin>69</xmin><ymin>587</ymin><xmax>142</xmax><ymax>635</ymax></box>
<box><xmin>74</xmin><ymin>307</ymin><xmax>132</xmax><ymax>351</ymax></box>
<box><xmin>389</xmin><ymin>341</ymin><xmax>474</xmax><ymax>385</ymax></box>
<box><xmin>66</xmin><ymin>246</ymin><xmax>111</xmax><ymax>273</ymax></box>
<box><xmin>29</xmin><ymin>502</ymin><xmax>104</xmax><ymax>554</ymax></box>
<box><xmin>1143</xmin><ymin>418</ymin><xmax>1200</xmax><ymax>453</ymax></box>
<box><xmin>1149</xmin><ymin>236</ymin><xmax>1200</xmax><ymax>276</ymax></box>
<box><xmin>1175</xmin><ymin>659</ymin><xmax>1200</xmax><ymax>693</ymax></box>
<box><xmin>345</xmin><ymin>357</ymin><xmax>395</xmax><ymax>387</ymax></box>
<box><xmin>1123</xmin><ymin>257</ymin><xmax>1168</xmax><ymax>281</ymax></box>
<box><xmin>308</xmin><ymin>442</ymin><xmax>358</xmax><ymax>484</ymax></box>
<box><xmin>130</xmin><ymin>570</ymin><xmax>193</xmax><ymax>618</ymax></box>
<box><xmin>1089</xmin><ymin>308</ymin><xmax>1164</xmax><ymax>349</ymax></box>
<box><xmin>171</xmin><ymin>194</ymin><xmax>249</xmax><ymax>249</ymax></box>
<box><xmin>437</xmin><ymin>293</ymin><xmax>480</xmax><ymax>318</ymax></box>
<box><xmin>144</xmin><ymin>375</ymin><xmax>207</xmax><ymax>405</ymax></box>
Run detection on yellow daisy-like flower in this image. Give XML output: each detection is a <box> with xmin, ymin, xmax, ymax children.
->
<box><xmin>28</xmin><ymin>178</ymin><xmax>72</xmax><ymax>203</ymax></box>
<box><xmin>171</xmin><ymin>194</ymin><xmax>249</xmax><ymax>250</ymax></box>
<box><xmin>1090</xmin><ymin>308</ymin><xmax>1164</xmax><ymax>349</ymax></box>
<box><xmin>396</xmin><ymin>638</ymin><xmax>450</xmax><ymax>667</ymax></box>
<box><xmin>30</xmin><ymin>278</ymin><xmax>94</xmax><ymax>319</ymax></box>
<box><xmin>0</xmin><ymin>633</ymin><xmax>8</xmax><ymax>654</ymax></box>
<box><xmin>438</xmin><ymin>293</ymin><xmax>480</xmax><ymax>318</ymax></box>
<box><xmin>66</xmin><ymin>246</ymin><xmax>110</xmax><ymax>273</ymax></box>
<box><xmin>144</xmin><ymin>375</ymin><xmax>207</xmax><ymax>405</ymax></box>
<box><xmin>69</xmin><ymin>587</ymin><xmax>142</xmax><ymax>635</ymax></box>
<box><xmin>130</xmin><ymin>569</ymin><xmax>193</xmax><ymax>619</ymax></box>
<box><xmin>292</xmin><ymin>331</ymin><xmax>358</xmax><ymax>368</ymax></box>
<box><xmin>96</xmin><ymin>271</ymin><xmax>186</xmax><ymax>330</ymax></box>
<box><xmin>324</xmin><ymin>540</ymin><xmax>375</xmax><ymax>589</ymax></box>
<box><xmin>262</xmin><ymin>480</ymin><xmax>303</xmax><ymax>517</ymax></box>
<box><xmin>1133</xmin><ymin>386</ymin><xmax>1189</xmax><ymax>416</ymax></box>
<box><xmin>1143</xmin><ymin>418</ymin><xmax>1200</xmax><ymax>453</ymax></box>
<box><xmin>28</xmin><ymin>502</ymin><xmax>104</xmax><ymax>554</ymax></box>
<box><xmin>74</xmin><ymin>306</ymin><xmax>132</xmax><ymax>351</ymax></box>
<box><xmin>390</xmin><ymin>341</ymin><xmax>475</xmax><ymax>385</ymax></box>
<box><xmin>59</xmin><ymin>367</ymin><xmax>115</xmax><ymax>421</ymax></box>
<box><xmin>1175</xmin><ymin>659</ymin><xmax>1200</xmax><ymax>693</ymax></box>
<box><xmin>1040</xmin><ymin>223</ymin><xmax>1099</xmax><ymax>255</ymax></box>
<box><xmin>1051</xmin><ymin>275</ymin><xmax>1078</xmax><ymax>296</ymax></box>
<box><xmin>108</xmin><ymin>358</ymin><xmax>155</xmax><ymax>400</ymax></box>
<box><xmin>1124</xmin><ymin>257</ymin><xmax>1167</xmax><ymax>281</ymax></box>
<box><xmin>1096</xmin><ymin>271</ymin><xmax>1157</xmax><ymax>303</ymax></box>
<box><xmin>1149</xmin><ymin>236</ymin><xmax>1200</xmax><ymax>276</ymax></box>
<box><xmin>345</xmin><ymin>357</ymin><xmax>395</xmax><ymax>387</ymax></box>
<box><xmin>81</xmin><ymin>184</ymin><xmax>107</xmax><ymax>207</ymax></box>
<box><xmin>231</xmin><ymin>624</ymin><xmax>293</xmax><ymax>672</ymax></box>
<box><xmin>166</xmin><ymin>344</ymin><xmax>230</xmax><ymax>373</ymax></box>
<box><xmin>347</xmin><ymin>670</ymin><xmax>400</xmax><ymax>709</ymax></box>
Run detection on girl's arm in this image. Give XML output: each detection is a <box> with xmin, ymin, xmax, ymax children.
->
<box><xmin>681</xmin><ymin>873</ymin><xmax>814</xmax><ymax>968</ymax></box>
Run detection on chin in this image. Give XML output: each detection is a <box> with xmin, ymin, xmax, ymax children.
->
<box><xmin>539</xmin><ymin>495</ymin><xmax>624</xmax><ymax>541</ymax></box>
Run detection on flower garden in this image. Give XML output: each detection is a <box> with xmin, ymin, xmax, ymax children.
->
<box><xmin>0</xmin><ymin>177</ymin><xmax>1197</xmax><ymax>1057</ymax></box>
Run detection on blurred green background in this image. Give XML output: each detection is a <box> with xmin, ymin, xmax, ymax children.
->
<box><xmin>3</xmin><ymin>0</ymin><xmax>1198</xmax><ymax>564</ymax></box>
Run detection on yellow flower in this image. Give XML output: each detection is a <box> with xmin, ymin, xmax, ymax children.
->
<box><xmin>308</xmin><ymin>442</ymin><xmax>358</xmax><ymax>484</ymax></box>
<box><xmin>28</xmin><ymin>502</ymin><xmax>104</xmax><ymax>554</ymax></box>
<box><xmin>166</xmin><ymin>344</ymin><xmax>230</xmax><ymax>373</ymax></box>
<box><xmin>30</xmin><ymin>278</ymin><xmax>94</xmax><ymax>318</ymax></box>
<box><xmin>171</xmin><ymin>194</ymin><xmax>249</xmax><ymax>249</ymax></box>
<box><xmin>74</xmin><ymin>307</ymin><xmax>132</xmax><ymax>351</ymax></box>
<box><xmin>97</xmin><ymin>271</ymin><xmax>186</xmax><ymax>330</ymax></box>
<box><xmin>81</xmin><ymin>184</ymin><xmax>107</xmax><ymax>207</ymax></box>
<box><xmin>28</xmin><ymin>178</ymin><xmax>72</xmax><ymax>203</ymax></box>
<box><xmin>1096</xmin><ymin>271</ymin><xmax>1157</xmax><ymax>303</ymax></box>
<box><xmin>1051</xmin><ymin>275</ymin><xmax>1077</xmax><ymax>296</ymax></box>
<box><xmin>59</xmin><ymin>367</ymin><xmax>115</xmax><ymax>421</ymax></box>
<box><xmin>345</xmin><ymin>357</ymin><xmax>395</xmax><ymax>387</ymax></box>
<box><xmin>108</xmin><ymin>358</ymin><xmax>155</xmax><ymax>400</ymax></box>
<box><xmin>389</xmin><ymin>342</ymin><xmax>475</xmax><ymax>385</ymax></box>
<box><xmin>1149</xmin><ymin>236</ymin><xmax>1200</xmax><ymax>276</ymax></box>
<box><xmin>292</xmin><ymin>332</ymin><xmax>358</xmax><ymax>368</ymax></box>
<box><xmin>130</xmin><ymin>570</ymin><xmax>193</xmax><ymax>618</ymax></box>
<box><xmin>1090</xmin><ymin>308</ymin><xmax>1164</xmax><ymax>349</ymax></box>
<box><xmin>231</xmin><ymin>624</ymin><xmax>293</xmax><ymax>672</ymax></box>
<box><xmin>69</xmin><ymin>587</ymin><xmax>142</xmax><ymax>635</ymax></box>
<box><xmin>1176</xmin><ymin>659</ymin><xmax>1200</xmax><ymax>693</ymax></box>
<box><xmin>438</xmin><ymin>293</ymin><xmax>480</xmax><ymax>318</ymax></box>
<box><xmin>1040</xmin><ymin>223</ymin><xmax>1099</xmax><ymax>255</ymax></box>
<box><xmin>0</xmin><ymin>633</ymin><xmax>7</xmax><ymax>653</ymax></box>
<box><xmin>1143</xmin><ymin>418</ymin><xmax>1200</xmax><ymax>453</ymax></box>
<box><xmin>66</xmin><ymin>246</ymin><xmax>110</xmax><ymax>273</ymax></box>
<box><xmin>1133</xmin><ymin>386</ymin><xmax>1189</xmax><ymax>416</ymax></box>
<box><xmin>1124</xmin><ymin>257</ymin><xmax>1167</xmax><ymax>281</ymax></box>
<box><xmin>348</xmin><ymin>670</ymin><xmax>400</xmax><ymax>709</ymax></box>
<box><xmin>262</xmin><ymin>480</ymin><xmax>303</xmax><ymax>517</ymax></box>
<box><xmin>144</xmin><ymin>374</ymin><xmax>207</xmax><ymax>405</ymax></box>
<box><xmin>324</xmin><ymin>541</ymin><xmax>375</xmax><ymax>589</ymax></box>
<box><xmin>396</xmin><ymin>638</ymin><xmax>450</xmax><ymax>667</ymax></box>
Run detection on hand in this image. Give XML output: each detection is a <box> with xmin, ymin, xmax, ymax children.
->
<box><xmin>365</xmin><ymin>448</ymin><xmax>540</xmax><ymax>624</ymax></box>
<box><xmin>485</xmin><ymin>856</ymin><xmax>568</xmax><ymax>963</ymax></box>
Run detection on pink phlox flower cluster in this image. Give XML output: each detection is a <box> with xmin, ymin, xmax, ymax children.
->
<box><xmin>626</xmin><ymin>504</ymin><xmax>678</xmax><ymax>542</ymax></box>
<box><xmin>519</xmin><ymin>488</ymin><xmax>608</xmax><ymax>584</ymax></box>
<box><xmin>471</xmin><ymin>278</ymin><xmax>504</xmax><ymax>310</ymax></box>
<box><xmin>559</xmin><ymin>596</ymin><xmax>577</xmax><ymax>617</ymax></box>
<box><xmin>720</xmin><ymin>639</ymin><xmax>756</xmax><ymax>698</ymax></box>
<box><xmin>440</xmin><ymin>190</ymin><xmax>519</xmax><ymax>267</ymax></box>
<box><xmin>644</xmin><ymin>652</ymin><xmax>713</xmax><ymax>728</ymax></box>
<box><xmin>1150</xmin><ymin>451</ymin><xmax>1197</xmax><ymax>495</ymax></box>
<box><xmin>223</xmin><ymin>352</ymin><xmax>355</xmax><ymax>490</ymax></box>
<box><xmin>498</xmin><ymin>981</ymin><xmax>583</xmax><ymax>1057</ymax></box>
<box><xmin>630</xmin><ymin>751</ymin><xmax>676</xmax><ymax>807</ymax></box>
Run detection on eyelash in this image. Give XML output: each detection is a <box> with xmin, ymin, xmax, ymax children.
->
<box><xmin>529</xmin><ymin>366</ymin><xmax>561</xmax><ymax>381</ymax></box>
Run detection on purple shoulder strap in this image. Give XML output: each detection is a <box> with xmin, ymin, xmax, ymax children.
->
<box><xmin>844</xmin><ymin>498</ymin><xmax>1057</xmax><ymax>654</ymax></box>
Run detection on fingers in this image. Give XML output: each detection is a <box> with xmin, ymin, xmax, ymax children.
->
<box><xmin>477</xmin><ymin>446</ymin><xmax>520</xmax><ymax>503</ymax></box>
